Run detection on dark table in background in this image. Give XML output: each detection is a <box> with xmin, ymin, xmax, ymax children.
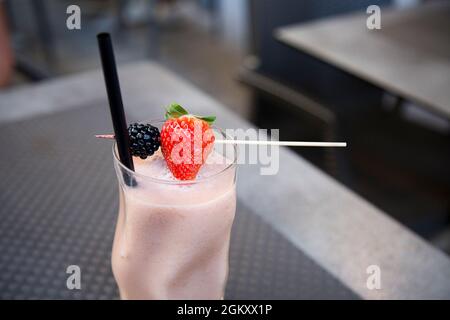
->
<box><xmin>276</xmin><ymin>2</ymin><xmax>450</xmax><ymax>119</ymax></box>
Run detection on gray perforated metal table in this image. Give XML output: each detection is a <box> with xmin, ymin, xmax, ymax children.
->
<box><xmin>0</xmin><ymin>62</ymin><xmax>449</xmax><ymax>299</ymax></box>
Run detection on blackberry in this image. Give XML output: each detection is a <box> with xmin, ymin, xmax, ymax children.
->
<box><xmin>128</xmin><ymin>123</ymin><xmax>160</xmax><ymax>159</ymax></box>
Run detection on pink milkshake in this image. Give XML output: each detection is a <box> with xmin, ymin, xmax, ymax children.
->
<box><xmin>111</xmin><ymin>128</ymin><xmax>237</xmax><ymax>299</ymax></box>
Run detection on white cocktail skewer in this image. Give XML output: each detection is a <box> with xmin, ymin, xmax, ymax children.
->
<box><xmin>215</xmin><ymin>140</ymin><xmax>346</xmax><ymax>147</ymax></box>
<box><xmin>95</xmin><ymin>134</ymin><xmax>346</xmax><ymax>147</ymax></box>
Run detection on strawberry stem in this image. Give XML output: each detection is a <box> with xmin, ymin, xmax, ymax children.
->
<box><xmin>165</xmin><ymin>103</ymin><xmax>216</xmax><ymax>125</ymax></box>
<box><xmin>165</xmin><ymin>103</ymin><xmax>188</xmax><ymax>119</ymax></box>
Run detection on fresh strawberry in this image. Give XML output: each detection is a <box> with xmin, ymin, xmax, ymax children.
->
<box><xmin>160</xmin><ymin>103</ymin><xmax>216</xmax><ymax>180</ymax></box>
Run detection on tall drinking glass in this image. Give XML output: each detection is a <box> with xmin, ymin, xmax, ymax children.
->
<box><xmin>111</xmin><ymin>123</ymin><xmax>237</xmax><ymax>299</ymax></box>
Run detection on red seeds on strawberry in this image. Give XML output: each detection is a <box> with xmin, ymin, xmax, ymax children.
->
<box><xmin>160</xmin><ymin>104</ymin><xmax>216</xmax><ymax>180</ymax></box>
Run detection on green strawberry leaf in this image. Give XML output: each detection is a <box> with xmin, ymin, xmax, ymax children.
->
<box><xmin>196</xmin><ymin>115</ymin><xmax>216</xmax><ymax>125</ymax></box>
<box><xmin>165</xmin><ymin>103</ymin><xmax>188</xmax><ymax>119</ymax></box>
<box><xmin>164</xmin><ymin>103</ymin><xmax>216</xmax><ymax>125</ymax></box>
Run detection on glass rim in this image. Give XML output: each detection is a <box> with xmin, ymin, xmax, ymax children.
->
<box><xmin>112</xmin><ymin>120</ymin><xmax>238</xmax><ymax>185</ymax></box>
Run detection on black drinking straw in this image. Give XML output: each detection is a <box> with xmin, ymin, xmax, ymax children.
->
<box><xmin>97</xmin><ymin>33</ymin><xmax>135</xmax><ymax>185</ymax></box>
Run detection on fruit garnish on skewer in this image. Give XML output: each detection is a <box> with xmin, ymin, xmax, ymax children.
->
<box><xmin>160</xmin><ymin>103</ymin><xmax>216</xmax><ymax>180</ymax></box>
<box><xmin>96</xmin><ymin>103</ymin><xmax>346</xmax><ymax>180</ymax></box>
<box><xmin>96</xmin><ymin>103</ymin><xmax>216</xmax><ymax>180</ymax></box>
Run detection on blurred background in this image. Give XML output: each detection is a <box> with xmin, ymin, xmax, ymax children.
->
<box><xmin>0</xmin><ymin>0</ymin><xmax>449</xmax><ymax>254</ymax></box>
